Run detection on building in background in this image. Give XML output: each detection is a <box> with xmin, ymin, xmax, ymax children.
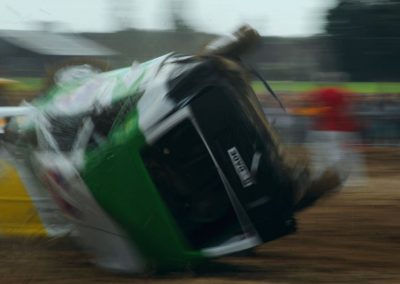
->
<box><xmin>0</xmin><ymin>30</ymin><xmax>117</xmax><ymax>77</ymax></box>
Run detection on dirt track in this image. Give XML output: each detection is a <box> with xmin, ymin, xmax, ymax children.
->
<box><xmin>1</xmin><ymin>148</ymin><xmax>400</xmax><ymax>283</ymax></box>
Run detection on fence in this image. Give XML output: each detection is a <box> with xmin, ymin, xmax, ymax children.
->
<box><xmin>264</xmin><ymin>108</ymin><xmax>400</xmax><ymax>146</ymax></box>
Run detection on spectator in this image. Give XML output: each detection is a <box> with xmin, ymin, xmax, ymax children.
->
<box><xmin>305</xmin><ymin>86</ymin><xmax>367</xmax><ymax>187</ymax></box>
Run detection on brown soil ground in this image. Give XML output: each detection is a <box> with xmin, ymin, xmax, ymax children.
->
<box><xmin>1</xmin><ymin>147</ymin><xmax>400</xmax><ymax>284</ymax></box>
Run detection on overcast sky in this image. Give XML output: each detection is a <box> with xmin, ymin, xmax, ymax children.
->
<box><xmin>0</xmin><ymin>0</ymin><xmax>337</xmax><ymax>36</ymax></box>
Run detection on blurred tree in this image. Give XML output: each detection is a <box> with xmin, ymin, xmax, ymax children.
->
<box><xmin>326</xmin><ymin>0</ymin><xmax>400</xmax><ymax>81</ymax></box>
<box><xmin>109</xmin><ymin>0</ymin><xmax>135</xmax><ymax>30</ymax></box>
<box><xmin>169</xmin><ymin>0</ymin><xmax>194</xmax><ymax>32</ymax></box>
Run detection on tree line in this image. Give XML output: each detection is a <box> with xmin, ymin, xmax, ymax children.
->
<box><xmin>325</xmin><ymin>0</ymin><xmax>400</xmax><ymax>81</ymax></box>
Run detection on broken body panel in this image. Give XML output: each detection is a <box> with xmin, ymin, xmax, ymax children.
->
<box><xmin>6</xmin><ymin>53</ymin><xmax>311</xmax><ymax>272</ymax></box>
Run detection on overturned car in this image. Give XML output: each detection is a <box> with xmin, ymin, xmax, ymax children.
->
<box><xmin>4</xmin><ymin>27</ymin><xmax>343</xmax><ymax>272</ymax></box>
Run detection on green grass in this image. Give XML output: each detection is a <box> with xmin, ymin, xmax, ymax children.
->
<box><xmin>252</xmin><ymin>81</ymin><xmax>400</xmax><ymax>95</ymax></box>
<box><xmin>7</xmin><ymin>77</ymin><xmax>43</xmax><ymax>92</ymax></box>
<box><xmin>7</xmin><ymin>77</ymin><xmax>400</xmax><ymax>95</ymax></box>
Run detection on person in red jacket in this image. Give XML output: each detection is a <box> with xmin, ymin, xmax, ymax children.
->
<box><xmin>306</xmin><ymin>86</ymin><xmax>366</xmax><ymax>187</ymax></box>
<box><xmin>311</xmin><ymin>87</ymin><xmax>358</xmax><ymax>132</ymax></box>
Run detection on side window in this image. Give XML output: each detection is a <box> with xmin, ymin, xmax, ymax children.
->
<box><xmin>141</xmin><ymin>119</ymin><xmax>242</xmax><ymax>249</ymax></box>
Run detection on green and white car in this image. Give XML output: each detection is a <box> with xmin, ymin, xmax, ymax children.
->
<box><xmin>5</xmin><ymin>29</ymin><xmax>342</xmax><ymax>273</ymax></box>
